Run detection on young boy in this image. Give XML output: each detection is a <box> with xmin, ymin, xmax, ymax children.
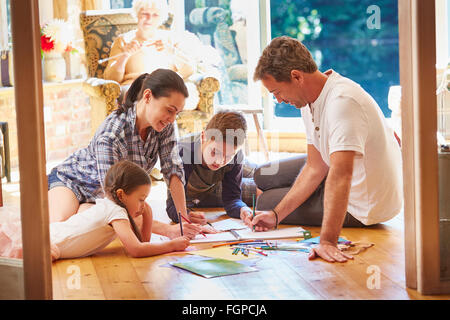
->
<box><xmin>166</xmin><ymin>110</ymin><xmax>254</xmax><ymax>223</ymax></box>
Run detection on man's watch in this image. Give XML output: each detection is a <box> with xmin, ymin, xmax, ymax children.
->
<box><xmin>271</xmin><ymin>209</ymin><xmax>279</xmax><ymax>230</ymax></box>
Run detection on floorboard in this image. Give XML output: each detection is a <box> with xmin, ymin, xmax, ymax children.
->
<box><xmin>2</xmin><ymin>178</ymin><xmax>450</xmax><ymax>300</ymax></box>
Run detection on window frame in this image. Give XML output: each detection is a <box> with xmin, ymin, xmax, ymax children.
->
<box><xmin>179</xmin><ymin>1</ymin><xmax>271</xmax><ymax>127</ymax></box>
<box><xmin>0</xmin><ymin>0</ymin><xmax>9</xmax><ymax>49</ymax></box>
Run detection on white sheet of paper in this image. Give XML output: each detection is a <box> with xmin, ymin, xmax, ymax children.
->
<box><xmin>190</xmin><ymin>232</ymin><xmax>237</xmax><ymax>244</ymax></box>
<box><xmin>151</xmin><ymin>225</ymin><xmax>306</xmax><ymax>245</ymax></box>
<box><xmin>234</xmin><ymin>226</ymin><xmax>305</xmax><ymax>240</ymax></box>
<box><xmin>210</xmin><ymin>218</ymin><xmax>247</xmax><ymax>231</ymax></box>
<box><xmin>190</xmin><ymin>226</ymin><xmax>306</xmax><ymax>243</ymax></box>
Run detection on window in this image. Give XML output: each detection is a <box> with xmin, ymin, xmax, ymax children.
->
<box><xmin>109</xmin><ymin>0</ymin><xmax>264</xmax><ymax>109</ymax></box>
<box><xmin>0</xmin><ymin>0</ymin><xmax>11</xmax><ymax>49</ymax></box>
<box><xmin>104</xmin><ymin>0</ymin><xmax>400</xmax><ymax>132</ymax></box>
<box><xmin>270</xmin><ymin>0</ymin><xmax>400</xmax><ymax>120</ymax></box>
<box><xmin>184</xmin><ymin>0</ymin><xmax>251</xmax><ymax>105</ymax></box>
<box><xmin>110</xmin><ymin>0</ymin><xmax>132</xmax><ymax>9</ymax></box>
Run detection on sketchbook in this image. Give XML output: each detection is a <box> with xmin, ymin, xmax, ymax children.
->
<box><xmin>209</xmin><ymin>218</ymin><xmax>247</xmax><ymax>231</ymax></box>
<box><xmin>190</xmin><ymin>223</ymin><xmax>305</xmax><ymax>244</ymax></box>
<box><xmin>170</xmin><ymin>258</ymin><xmax>257</xmax><ymax>278</ymax></box>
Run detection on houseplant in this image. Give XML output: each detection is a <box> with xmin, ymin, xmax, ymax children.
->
<box><xmin>40</xmin><ymin>19</ymin><xmax>75</xmax><ymax>82</ymax></box>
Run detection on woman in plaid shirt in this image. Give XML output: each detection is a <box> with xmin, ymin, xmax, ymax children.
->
<box><xmin>47</xmin><ymin>69</ymin><xmax>203</xmax><ymax>238</ymax></box>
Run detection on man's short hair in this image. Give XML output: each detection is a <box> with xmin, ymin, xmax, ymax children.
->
<box><xmin>253</xmin><ymin>36</ymin><xmax>318</xmax><ymax>82</ymax></box>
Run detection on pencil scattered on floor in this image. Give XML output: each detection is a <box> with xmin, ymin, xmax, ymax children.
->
<box><xmin>230</xmin><ymin>246</ymin><xmax>268</xmax><ymax>257</ymax></box>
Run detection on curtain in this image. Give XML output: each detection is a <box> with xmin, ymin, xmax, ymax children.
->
<box><xmin>53</xmin><ymin>0</ymin><xmax>68</xmax><ymax>19</ymax></box>
<box><xmin>81</xmin><ymin>0</ymin><xmax>103</xmax><ymax>11</ymax></box>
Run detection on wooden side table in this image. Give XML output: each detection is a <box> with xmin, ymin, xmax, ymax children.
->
<box><xmin>238</xmin><ymin>108</ymin><xmax>270</xmax><ymax>162</ymax></box>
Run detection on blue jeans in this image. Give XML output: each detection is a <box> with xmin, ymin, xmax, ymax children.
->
<box><xmin>47</xmin><ymin>168</ymin><xmax>94</xmax><ymax>203</ymax></box>
<box><xmin>47</xmin><ymin>168</ymin><xmax>65</xmax><ymax>190</ymax></box>
<box><xmin>254</xmin><ymin>154</ymin><xmax>366</xmax><ymax>227</ymax></box>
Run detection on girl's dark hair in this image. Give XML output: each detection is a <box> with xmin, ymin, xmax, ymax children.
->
<box><xmin>104</xmin><ymin>160</ymin><xmax>151</xmax><ymax>241</ymax></box>
<box><xmin>117</xmin><ymin>69</ymin><xmax>189</xmax><ymax>114</ymax></box>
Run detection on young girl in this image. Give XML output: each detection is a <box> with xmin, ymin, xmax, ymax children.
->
<box><xmin>0</xmin><ymin>160</ymin><xmax>195</xmax><ymax>260</ymax></box>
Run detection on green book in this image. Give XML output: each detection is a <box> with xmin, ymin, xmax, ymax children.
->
<box><xmin>171</xmin><ymin>258</ymin><xmax>257</xmax><ymax>278</ymax></box>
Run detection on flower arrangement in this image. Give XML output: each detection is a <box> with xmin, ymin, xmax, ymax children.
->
<box><xmin>40</xmin><ymin>19</ymin><xmax>76</xmax><ymax>57</ymax></box>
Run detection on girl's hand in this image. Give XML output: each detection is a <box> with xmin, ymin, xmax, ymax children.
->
<box><xmin>141</xmin><ymin>202</ymin><xmax>153</xmax><ymax>218</ymax></box>
<box><xmin>170</xmin><ymin>236</ymin><xmax>190</xmax><ymax>251</ymax></box>
<box><xmin>168</xmin><ymin>222</ymin><xmax>202</xmax><ymax>239</ymax></box>
<box><xmin>188</xmin><ymin>211</ymin><xmax>207</xmax><ymax>225</ymax></box>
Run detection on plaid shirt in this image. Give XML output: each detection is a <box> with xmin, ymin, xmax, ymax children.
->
<box><xmin>51</xmin><ymin>105</ymin><xmax>185</xmax><ymax>202</ymax></box>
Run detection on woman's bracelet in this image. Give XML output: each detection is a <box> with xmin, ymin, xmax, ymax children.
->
<box><xmin>272</xmin><ymin>209</ymin><xmax>279</xmax><ymax>230</ymax></box>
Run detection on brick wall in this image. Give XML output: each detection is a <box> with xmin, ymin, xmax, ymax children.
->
<box><xmin>0</xmin><ymin>80</ymin><xmax>92</xmax><ymax>169</ymax></box>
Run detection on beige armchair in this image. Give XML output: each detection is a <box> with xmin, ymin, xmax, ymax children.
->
<box><xmin>79</xmin><ymin>9</ymin><xmax>220</xmax><ymax>137</ymax></box>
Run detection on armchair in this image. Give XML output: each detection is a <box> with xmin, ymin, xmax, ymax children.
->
<box><xmin>79</xmin><ymin>9</ymin><xmax>220</xmax><ymax>137</ymax></box>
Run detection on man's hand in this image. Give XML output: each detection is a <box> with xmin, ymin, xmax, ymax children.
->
<box><xmin>308</xmin><ymin>241</ymin><xmax>353</xmax><ymax>263</ymax></box>
<box><xmin>242</xmin><ymin>210</ymin><xmax>277</xmax><ymax>232</ymax></box>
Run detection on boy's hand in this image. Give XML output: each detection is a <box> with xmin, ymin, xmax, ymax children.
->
<box><xmin>188</xmin><ymin>211</ymin><xmax>207</xmax><ymax>225</ymax></box>
<box><xmin>240</xmin><ymin>207</ymin><xmax>253</xmax><ymax>223</ymax></box>
<box><xmin>170</xmin><ymin>236</ymin><xmax>190</xmax><ymax>251</ymax></box>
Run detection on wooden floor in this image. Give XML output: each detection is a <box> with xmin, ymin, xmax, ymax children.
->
<box><xmin>2</xmin><ymin>178</ymin><xmax>450</xmax><ymax>300</ymax></box>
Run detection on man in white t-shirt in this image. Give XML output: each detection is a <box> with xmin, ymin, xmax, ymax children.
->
<box><xmin>243</xmin><ymin>36</ymin><xmax>403</xmax><ymax>263</ymax></box>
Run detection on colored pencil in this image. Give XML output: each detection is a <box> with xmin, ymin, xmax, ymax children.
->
<box><xmin>229</xmin><ymin>229</ymin><xmax>240</xmax><ymax>239</ymax></box>
<box><xmin>212</xmin><ymin>239</ymin><xmax>257</xmax><ymax>248</ymax></box>
<box><xmin>231</xmin><ymin>241</ymin><xmax>267</xmax><ymax>246</ymax></box>
<box><xmin>230</xmin><ymin>246</ymin><xmax>268</xmax><ymax>257</ymax></box>
<box><xmin>178</xmin><ymin>211</ymin><xmax>183</xmax><ymax>236</ymax></box>
<box><xmin>252</xmin><ymin>194</ymin><xmax>256</xmax><ymax>231</ymax></box>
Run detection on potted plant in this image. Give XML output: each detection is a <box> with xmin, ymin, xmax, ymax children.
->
<box><xmin>40</xmin><ymin>19</ymin><xmax>75</xmax><ymax>82</ymax></box>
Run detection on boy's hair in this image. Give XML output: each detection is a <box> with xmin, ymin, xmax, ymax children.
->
<box><xmin>204</xmin><ymin>110</ymin><xmax>247</xmax><ymax>147</ymax></box>
<box><xmin>253</xmin><ymin>36</ymin><xmax>318</xmax><ymax>82</ymax></box>
<box><xmin>104</xmin><ymin>160</ymin><xmax>151</xmax><ymax>241</ymax></box>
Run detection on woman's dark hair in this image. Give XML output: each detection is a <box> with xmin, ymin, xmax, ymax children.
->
<box><xmin>117</xmin><ymin>68</ymin><xmax>189</xmax><ymax>114</ymax></box>
<box><xmin>104</xmin><ymin>160</ymin><xmax>151</xmax><ymax>241</ymax></box>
